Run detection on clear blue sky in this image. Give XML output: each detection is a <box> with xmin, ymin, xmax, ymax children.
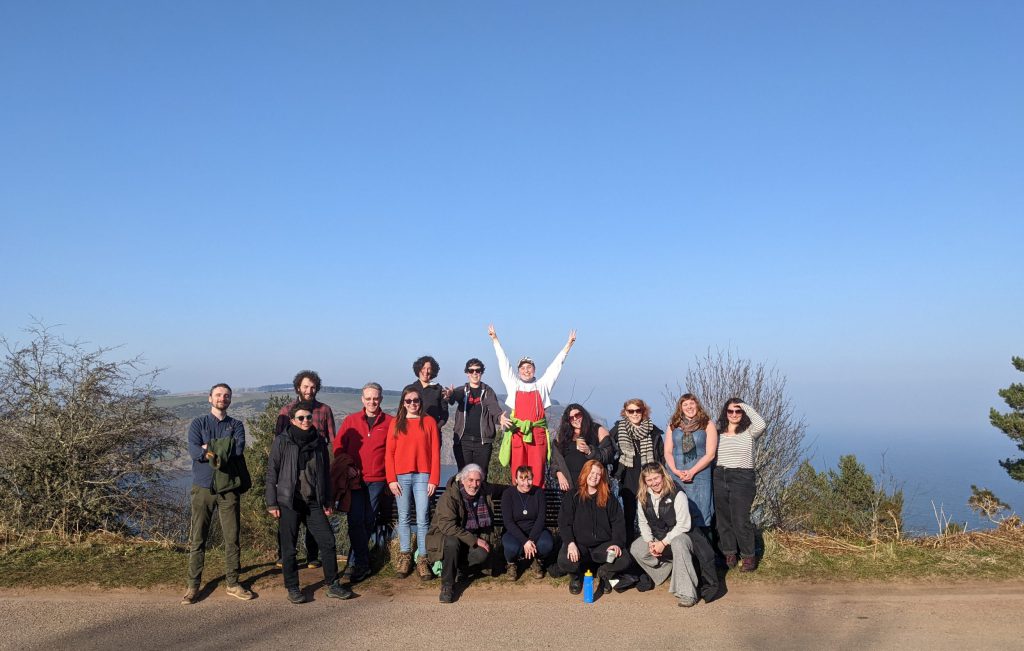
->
<box><xmin>2</xmin><ymin>2</ymin><xmax>1022</xmax><ymax>501</ymax></box>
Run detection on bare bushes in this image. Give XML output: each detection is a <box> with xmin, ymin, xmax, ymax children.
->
<box><xmin>0</xmin><ymin>324</ymin><xmax>177</xmax><ymax>540</ymax></box>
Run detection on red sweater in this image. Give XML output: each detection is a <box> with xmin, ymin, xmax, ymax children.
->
<box><xmin>334</xmin><ymin>411</ymin><xmax>394</xmax><ymax>483</ymax></box>
<box><xmin>385</xmin><ymin>416</ymin><xmax>440</xmax><ymax>485</ymax></box>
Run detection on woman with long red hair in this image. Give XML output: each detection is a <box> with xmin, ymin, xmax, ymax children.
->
<box><xmin>556</xmin><ymin>459</ymin><xmax>629</xmax><ymax>596</ymax></box>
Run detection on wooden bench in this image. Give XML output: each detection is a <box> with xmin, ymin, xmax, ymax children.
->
<box><xmin>386</xmin><ymin>485</ymin><xmax>563</xmax><ymax>528</ymax></box>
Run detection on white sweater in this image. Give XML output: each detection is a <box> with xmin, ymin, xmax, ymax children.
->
<box><xmin>492</xmin><ymin>339</ymin><xmax>568</xmax><ymax>411</ymax></box>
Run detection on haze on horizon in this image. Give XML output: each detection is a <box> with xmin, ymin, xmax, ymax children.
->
<box><xmin>2</xmin><ymin>3</ymin><xmax>1021</xmax><ymax>518</ymax></box>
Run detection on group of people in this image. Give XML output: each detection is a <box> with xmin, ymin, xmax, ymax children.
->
<box><xmin>182</xmin><ymin>325</ymin><xmax>767</xmax><ymax>607</ymax></box>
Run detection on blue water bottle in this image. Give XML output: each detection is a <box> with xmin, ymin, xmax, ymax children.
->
<box><xmin>583</xmin><ymin>570</ymin><xmax>594</xmax><ymax>603</ymax></box>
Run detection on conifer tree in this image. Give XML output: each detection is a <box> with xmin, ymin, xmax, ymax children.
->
<box><xmin>991</xmin><ymin>356</ymin><xmax>1024</xmax><ymax>482</ymax></box>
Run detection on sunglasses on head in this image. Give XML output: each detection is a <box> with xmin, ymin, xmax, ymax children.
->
<box><xmin>404</xmin><ymin>398</ymin><xmax>421</xmax><ymax>405</ymax></box>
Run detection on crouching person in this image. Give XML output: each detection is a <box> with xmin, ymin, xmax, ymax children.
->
<box><xmin>501</xmin><ymin>465</ymin><xmax>555</xmax><ymax>579</ymax></box>
<box><xmin>557</xmin><ymin>460</ymin><xmax>631</xmax><ymax>596</ymax></box>
<box><xmin>426</xmin><ymin>464</ymin><xmax>498</xmax><ymax>604</ymax></box>
<box><xmin>267</xmin><ymin>401</ymin><xmax>353</xmax><ymax>604</ymax></box>
<box><xmin>630</xmin><ymin>462</ymin><xmax>700</xmax><ymax>607</ymax></box>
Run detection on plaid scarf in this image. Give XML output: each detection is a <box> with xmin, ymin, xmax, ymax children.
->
<box><xmin>617</xmin><ymin>418</ymin><xmax>655</xmax><ymax>469</ymax></box>
<box><xmin>460</xmin><ymin>484</ymin><xmax>492</xmax><ymax>532</ymax></box>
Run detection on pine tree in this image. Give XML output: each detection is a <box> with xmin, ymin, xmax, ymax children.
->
<box><xmin>991</xmin><ymin>356</ymin><xmax>1024</xmax><ymax>482</ymax></box>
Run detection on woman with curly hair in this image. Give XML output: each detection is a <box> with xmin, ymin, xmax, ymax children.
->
<box><xmin>403</xmin><ymin>355</ymin><xmax>448</xmax><ymax>432</ymax></box>
<box><xmin>666</xmin><ymin>393</ymin><xmax>718</xmax><ymax>530</ymax></box>
<box><xmin>713</xmin><ymin>398</ymin><xmax>767</xmax><ymax>572</ymax></box>
<box><xmin>550</xmin><ymin>404</ymin><xmax>613</xmax><ymax>493</ymax></box>
<box><xmin>610</xmin><ymin>398</ymin><xmax>664</xmax><ymax>541</ymax></box>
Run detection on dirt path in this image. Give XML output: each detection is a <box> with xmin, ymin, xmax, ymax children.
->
<box><xmin>1</xmin><ymin>580</ymin><xmax>1020</xmax><ymax>650</ymax></box>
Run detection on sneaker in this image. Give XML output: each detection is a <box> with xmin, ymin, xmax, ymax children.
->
<box><xmin>306</xmin><ymin>559</ymin><xmax>322</xmax><ymax>570</ymax></box>
<box><xmin>180</xmin><ymin>587</ymin><xmax>198</xmax><ymax>605</ymax></box>
<box><xmin>327</xmin><ymin>581</ymin><xmax>354</xmax><ymax>600</ymax></box>
<box><xmin>349</xmin><ymin>565</ymin><xmax>372</xmax><ymax>582</ymax></box>
<box><xmin>529</xmin><ymin>559</ymin><xmax>545</xmax><ymax>580</ymax></box>
<box><xmin>439</xmin><ymin>583</ymin><xmax>454</xmax><ymax>604</ymax></box>
<box><xmin>636</xmin><ymin>574</ymin><xmax>655</xmax><ymax>593</ymax></box>
<box><xmin>394</xmin><ymin>552</ymin><xmax>413</xmax><ymax>577</ymax></box>
<box><xmin>416</xmin><ymin>557</ymin><xmax>433</xmax><ymax>581</ymax></box>
<box><xmin>740</xmin><ymin>556</ymin><xmax>758</xmax><ymax>572</ymax></box>
<box><xmin>678</xmin><ymin>596</ymin><xmax>698</xmax><ymax>608</ymax></box>
<box><xmin>287</xmin><ymin>589</ymin><xmax>305</xmax><ymax>604</ymax></box>
<box><xmin>569</xmin><ymin>574</ymin><xmax>582</xmax><ymax>595</ymax></box>
<box><xmin>724</xmin><ymin>553</ymin><xmax>738</xmax><ymax>569</ymax></box>
<box><xmin>505</xmin><ymin>562</ymin><xmax>519</xmax><ymax>581</ymax></box>
<box><xmin>225</xmin><ymin>584</ymin><xmax>254</xmax><ymax>601</ymax></box>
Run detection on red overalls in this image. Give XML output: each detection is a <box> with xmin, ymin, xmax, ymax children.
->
<box><xmin>512</xmin><ymin>389</ymin><xmax>548</xmax><ymax>488</ymax></box>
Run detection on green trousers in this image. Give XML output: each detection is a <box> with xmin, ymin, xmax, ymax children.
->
<box><xmin>187</xmin><ymin>485</ymin><xmax>241</xmax><ymax>588</ymax></box>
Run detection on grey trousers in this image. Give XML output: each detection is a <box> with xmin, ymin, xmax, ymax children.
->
<box><xmin>630</xmin><ymin>535</ymin><xmax>698</xmax><ymax>601</ymax></box>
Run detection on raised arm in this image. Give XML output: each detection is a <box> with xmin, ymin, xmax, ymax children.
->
<box><xmin>488</xmin><ymin>324</ymin><xmax>517</xmax><ymax>395</ymax></box>
<box><xmin>537</xmin><ymin>329</ymin><xmax>576</xmax><ymax>390</ymax></box>
<box><xmin>740</xmin><ymin>402</ymin><xmax>767</xmax><ymax>439</ymax></box>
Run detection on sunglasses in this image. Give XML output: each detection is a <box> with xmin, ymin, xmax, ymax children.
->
<box><xmin>404</xmin><ymin>398</ymin><xmax>421</xmax><ymax>405</ymax></box>
<box><xmin>294</xmin><ymin>415</ymin><xmax>313</xmax><ymax>422</ymax></box>
<box><xmin>466</xmin><ymin>368</ymin><xmax>483</xmax><ymax>374</ymax></box>
<box><xmin>569</xmin><ymin>413</ymin><xmax>583</xmax><ymax>420</ymax></box>
<box><xmin>625</xmin><ymin>408</ymin><xmax>642</xmax><ymax>414</ymax></box>
<box><xmin>727</xmin><ymin>408</ymin><xmax>743</xmax><ymax>415</ymax></box>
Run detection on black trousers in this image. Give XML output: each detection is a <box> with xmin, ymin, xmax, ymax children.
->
<box><xmin>618</xmin><ymin>464</ymin><xmax>642</xmax><ymax>543</ymax></box>
<box><xmin>713</xmin><ymin>466</ymin><xmax>757</xmax><ymax>559</ymax></box>
<box><xmin>453</xmin><ymin>437</ymin><xmax>493</xmax><ymax>479</ymax></box>
<box><xmin>279</xmin><ymin>499</ymin><xmax>338</xmax><ymax>592</ymax></box>
<box><xmin>687</xmin><ymin>526</ymin><xmax>720</xmax><ymax>593</ymax></box>
<box><xmin>557</xmin><ymin>540</ymin><xmax>632</xmax><ymax>578</ymax></box>
<box><xmin>441</xmin><ymin>534</ymin><xmax>491</xmax><ymax>586</ymax></box>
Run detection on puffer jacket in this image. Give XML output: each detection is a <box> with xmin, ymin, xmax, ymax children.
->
<box><xmin>266</xmin><ymin>429</ymin><xmax>332</xmax><ymax>510</ymax></box>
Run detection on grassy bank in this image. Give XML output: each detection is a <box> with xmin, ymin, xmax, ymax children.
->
<box><xmin>3</xmin><ymin>524</ymin><xmax>1023</xmax><ymax>590</ymax></box>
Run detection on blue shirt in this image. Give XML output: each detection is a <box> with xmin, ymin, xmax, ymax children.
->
<box><xmin>188</xmin><ymin>413</ymin><xmax>246</xmax><ymax>489</ymax></box>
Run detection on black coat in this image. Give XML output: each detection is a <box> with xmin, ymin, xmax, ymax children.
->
<box><xmin>266</xmin><ymin>430</ymin><xmax>332</xmax><ymax>510</ymax></box>
<box><xmin>558</xmin><ymin>490</ymin><xmax>627</xmax><ymax>550</ymax></box>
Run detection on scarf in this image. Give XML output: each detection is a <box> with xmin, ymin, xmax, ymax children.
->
<box><xmin>460</xmin><ymin>484</ymin><xmax>492</xmax><ymax>532</ymax></box>
<box><xmin>678</xmin><ymin>417</ymin><xmax>702</xmax><ymax>455</ymax></box>
<box><xmin>289</xmin><ymin>424</ymin><xmax>321</xmax><ymax>501</ymax></box>
<box><xmin>617</xmin><ymin>418</ymin><xmax>655</xmax><ymax>469</ymax></box>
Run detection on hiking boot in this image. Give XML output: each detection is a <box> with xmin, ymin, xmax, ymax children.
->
<box><xmin>724</xmin><ymin>553</ymin><xmax>738</xmax><ymax>569</ymax></box>
<box><xmin>439</xmin><ymin>583</ymin><xmax>454</xmax><ymax>604</ymax></box>
<box><xmin>612</xmin><ymin>574</ymin><xmax>638</xmax><ymax>593</ymax></box>
<box><xmin>348</xmin><ymin>565</ymin><xmax>372</xmax><ymax>582</ymax></box>
<box><xmin>678</xmin><ymin>595</ymin><xmax>698</xmax><ymax>608</ymax></box>
<box><xmin>568</xmin><ymin>574</ymin><xmax>582</xmax><ymax>595</ymax></box>
<box><xmin>416</xmin><ymin>556</ymin><xmax>433</xmax><ymax>581</ymax></box>
<box><xmin>598</xmin><ymin>577</ymin><xmax>612</xmax><ymax>595</ymax></box>
<box><xmin>306</xmin><ymin>559</ymin><xmax>322</xmax><ymax>570</ymax></box>
<box><xmin>225</xmin><ymin>584</ymin><xmax>254</xmax><ymax>601</ymax></box>
<box><xmin>529</xmin><ymin>559</ymin><xmax>545</xmax><ymax>580</ymax></box>
<box><xmin>180</xmin><ymin>587</ymin><xmax>198</xmax><ymax>605</ymax></box>
<box><xmin>505</xmin><ymin>562</ymin><xmax>519</xmax><ymax>581</ymax></box>
<box><xmin>394</xmin><ymin>552</ymin><xmax>413</xmax><ymax>577</ymax></box>
<box><xmin>740</xmin><ymin>556</ymin><xmax>758</xmax><ymax>572</ymax></box>
<box><xmin>327</xmin><ymin>581</ymin><xmax>354</xmax><ymax>600</ymax></box>
<box><xmin>274</xmin><ymin>558</ymin><xmax>284</xmax><ymax>569</ymax></box>
<box><xmin>287</xmin><ymin>589</ymin><xmax>305</xmax><ymax>604</ymax></box>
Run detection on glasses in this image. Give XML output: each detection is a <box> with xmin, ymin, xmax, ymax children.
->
<box><xmin>727</xmin><ymin>408</ymin><xmax>743</xmax><ymax>415</ymax></box>
<box><xmin>466</xmin><ymin>368</ymin><xmax>483</xmax><ymax>374</ymax></box>
<box><xmin>404</xmin><ymin>398</ymin><xmax>421</xmax><ymax>405</ymax></box>
<box><xmin>569</xmin><ymin>413</ymin><xmax>583</xmax><ymax>421</ymax></box>
<box><xmin>294</xmin><ymin>415</ymin><xmax>313</xmax><ymax>422</ymax></box>
<box><xmin>625</xmin><ymin>408</ymin><xmax>642</xmax><ymax>414</ymax></box>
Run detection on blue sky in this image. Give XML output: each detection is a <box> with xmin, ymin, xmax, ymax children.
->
<box><xmin>2</xmin><ymin>2</ymin><xmax>1022</xmax><ymax>510</ymax></box>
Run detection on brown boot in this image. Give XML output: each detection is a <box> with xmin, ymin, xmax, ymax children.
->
<box><xmin>504</xmin><ymin>562</ymin><xmax>519</xmax><ymax>581</ymax></box>
<box><xmin>416</xmin><ymin>556</ymin><xmax>433</xmax><ymax>581</ymax></box>
<box><xmin>394</xmin><ymin>552</ymin><xmax>413</xmax><ymax>577</ymax></box>
<box><xmin>529</xmin><ymin>558</ymin><xmax>545</xmax><ymax>580</ymax></box>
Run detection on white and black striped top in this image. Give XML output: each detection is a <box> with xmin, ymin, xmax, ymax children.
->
<box><xmin>716</xmin><ymin>403</ymin><xmax>766</xmax><ymax>469</ymax></box>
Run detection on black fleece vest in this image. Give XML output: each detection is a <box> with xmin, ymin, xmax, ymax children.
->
<box><xmin>641</xmin><ymin>493</ymin><xmax>677</xmax><ymax>540</ymax></box>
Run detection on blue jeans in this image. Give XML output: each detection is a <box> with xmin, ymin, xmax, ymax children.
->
<box><xmin>396</xmin><ymin>472</ymin><xmax>429</xmax><ymax>556</ymax></box>
<box><xmin>347</xmin><ymin>480</ymin><xmax>387</xmax><ymax>569</ymax></box>
<box><xmin>501</xmin><ymin>529</ymin><xmax>555</xmax><ymax>563</ymax></box>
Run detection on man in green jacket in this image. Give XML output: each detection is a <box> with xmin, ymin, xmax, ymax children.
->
<box><xmin>426</xmin><ymin>464</ymin><xmax>500</xmax><ymax>604</ymax></box>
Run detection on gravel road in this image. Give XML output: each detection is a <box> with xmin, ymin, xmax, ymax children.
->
<box><xmin>1</xmin><ymin>579</ymin><xmax>1020</xmax><ymax>650</ymax></box>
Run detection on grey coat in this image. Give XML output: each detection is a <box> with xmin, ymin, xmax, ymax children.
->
<box><xmin>448</xmin><ymin>381</ymin><xmax>504</xmax><ymax>443</ymax></box>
